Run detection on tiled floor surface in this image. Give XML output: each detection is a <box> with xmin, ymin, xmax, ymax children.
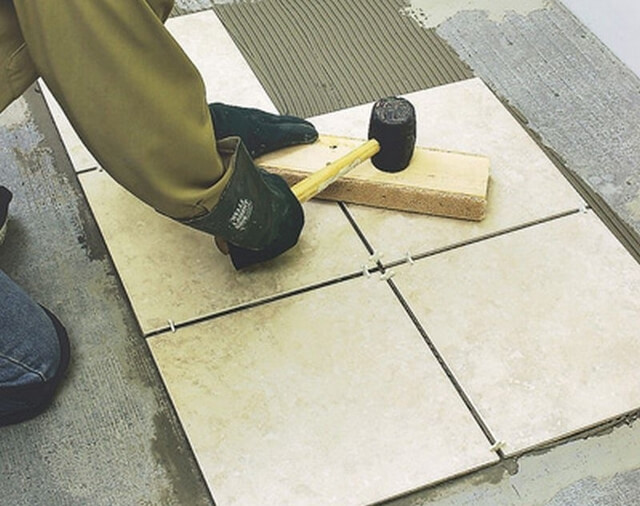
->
<box><xmin>42</xmin><ymin>10</ymin><xmax>640</xmax><ymax>506</ymax></box>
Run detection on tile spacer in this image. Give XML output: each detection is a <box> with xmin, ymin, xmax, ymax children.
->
<box><xmin>361</xmin><ymin>265</ymin><xmax>372</xmax><ymax>278</ymax></box>
<box><xmin>168</xmin><ymin>319</ymin><xmax>176</xmax><ymax>333</ymax></box>
<box><xmin>579</xmin><ymin>202</ymin><xmax>589</xmax><ymax>214</ymax></box>
<box><xmin>490</xmin><ymin>440</ymin><xmax>506</xmax><ymax>453</ymax></box>
<box><xmin>405</xmin><ymin>251</ymin><xmax>415</xmax><ymax>265</ymax></box>
<box><xmin>380</xmin><ymin>270</ymin><xmax>396</xmax><ymax>281</ymax></box>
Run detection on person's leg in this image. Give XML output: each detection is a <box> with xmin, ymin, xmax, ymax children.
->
<box><xmin>0</xmin><ymin>270</ymin><xmax>70</xmax><ymax>426</ymax></box>
<box><xmin>0</xmin><ymin>0</ymin><xmax>38</xmax><ymax>111</ymax></box>
<box><xmin>12</xmin><ymin>0</ymin><xmax>229</xmax><ymax>220</ymax></box>
<box><xmin>0</xmin><ymin>188</ymin><xmax>70</xmax><ymax>426</ymax></box>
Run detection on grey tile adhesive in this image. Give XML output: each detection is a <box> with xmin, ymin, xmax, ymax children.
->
<box><xmin>211</xmin><ymin>0</ymin><xmax>473</xmax><ymax>118</ymax></box>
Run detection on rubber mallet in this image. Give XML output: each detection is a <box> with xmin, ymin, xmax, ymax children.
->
<box><xmin>225</xmin><ymin>96</ymin><xmax>417</xmax><ymax>269</ymax></box>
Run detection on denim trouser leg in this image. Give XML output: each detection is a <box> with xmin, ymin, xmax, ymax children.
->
<box><xmin>0</xmin><ymin>270</ymin><xmax>63</xmax><ymax>421</ymax></box>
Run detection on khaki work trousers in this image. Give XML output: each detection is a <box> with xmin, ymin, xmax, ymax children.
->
<box><xmin>0</xmin><ymin>0</ymin><xmax>231</xmax><ymax>219</ymax></box>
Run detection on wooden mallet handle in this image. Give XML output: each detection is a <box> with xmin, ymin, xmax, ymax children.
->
<box><xmin>292</xmin><ymin>96</ymin><xmax>416</xmax><ymax>202</ymax></box>
<box><xmin>291</xmin><ymin>139</ymin><xmax>380</xmax><ymax>203</ymax></box>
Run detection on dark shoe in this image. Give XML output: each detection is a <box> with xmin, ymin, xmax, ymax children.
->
<box><xmin>183</xmin><ymin>137</ymin><xmax>303</xmax><ymax>267</ymax></box>
<box><xmin>0</xmin><ymin>186</ymin><xmax>12</xmax><ymax>245</ymax></box>
<box><xmin>0</xmin><ymin>306</ymin><xmax>71</xmax><ymax>427</ymax></box>
<box><xmin>209</xmin><ymin>102</ymin><xmax>318</xmax><ymax>158</ymax></box>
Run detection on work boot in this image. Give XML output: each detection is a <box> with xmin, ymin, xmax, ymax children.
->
<box><xmin>0</xmin><ymin>186</ymin><xmax>12</xmax><ymax>245</ymax></box>
<box><xmin>209</xmin><ymin>103</ymin><xmax>318</xmax><ymax>158</ymax></box>
<box><xmin>183</xmin><ymin>137</ymin><xmax>303</xmax><ymax>267</ymax></box>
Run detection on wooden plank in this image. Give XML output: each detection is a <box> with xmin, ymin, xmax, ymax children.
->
<box><xmin>256</xmin><ymin>135</ymin><xmax>491</xmax><ymax>221</ymax></box>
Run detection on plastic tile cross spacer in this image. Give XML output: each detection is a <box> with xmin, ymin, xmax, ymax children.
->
<box><xmin>405</xmin><ymin>251</ymin><xmax>415</xmax><ymax>265</ymax></box>
<box><xmin>490</xmin><ymin>441</ymin><xmax>506</xmax><ymax>453</ymax></box>
<box><xmin>380</xmin><ymin>270</ymin><xmax>396</xmax><ymax>281</ymax></box>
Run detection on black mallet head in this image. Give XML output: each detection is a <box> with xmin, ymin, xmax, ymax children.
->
<box><xmin>368</xmin><ymin>96</ymin><xmax>417</xmax><ymax>173</ymax></box>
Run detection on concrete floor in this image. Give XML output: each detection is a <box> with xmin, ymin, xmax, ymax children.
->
<box><xmin>1</xmin><ymin>1</ymin><xmax>640</xmax><ymax>504</ymax></box>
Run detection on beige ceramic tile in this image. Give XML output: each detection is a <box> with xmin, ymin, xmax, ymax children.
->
<box><xmin>391</xmin><ymin>210</ymin><xmax>640</xmax><ymax>454</ymax></box>
<box><xmin>40</xmin><ymin>11</ymin><xmax>277</xmax><ymax>172</ymax></box>
<box><xmin>148</xmin><ymin>275</ymin><xmax>497</xmax><ymax>506</ymax></box>
<box><xmin>309</xmin><ymin>78</ymin><xmax>584</xmax><ymax>261</ymax></box>
<box><xmin>79</xmin><ymin>169</ymin><xmax>369</xmax><ymax>334</ymax></box>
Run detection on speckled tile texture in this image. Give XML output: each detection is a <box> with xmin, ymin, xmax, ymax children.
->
<box><xmin>391</xmin><ymin>210</ymin><xmax>640</xmax><ymax>454</ymax></box>
<box><xmin>148</xmin><ymin>275</ymin><xmax>497</xmax><ymax>505</ymax></box>
<box><xmin>79</xmin><ymin>169</ymin><xmax>368</xmax><ymax>334</ymax></box>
